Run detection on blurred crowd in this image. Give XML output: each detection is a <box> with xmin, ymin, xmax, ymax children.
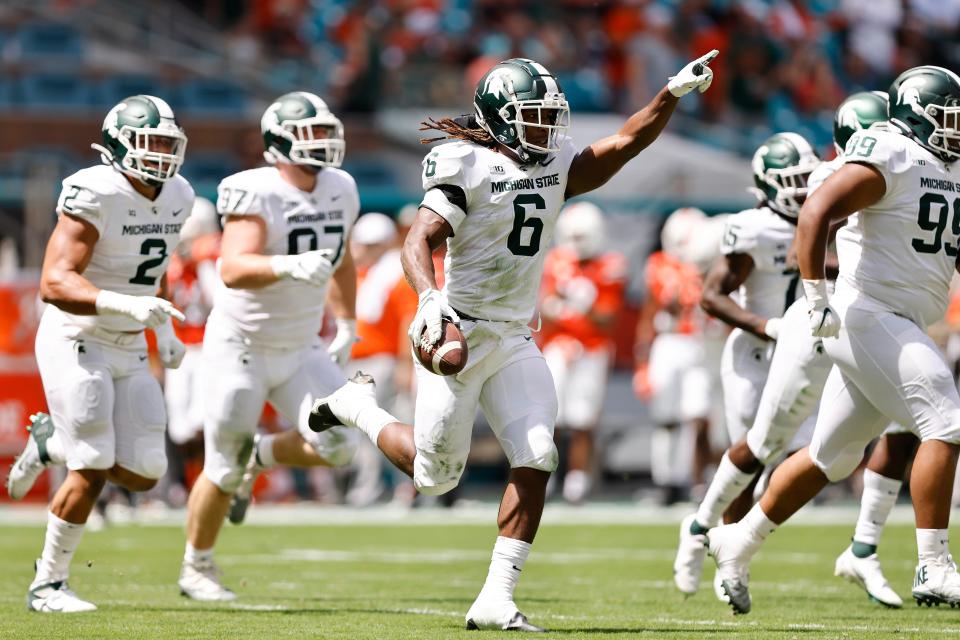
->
<box><xmin>195</xmin><ymin>0</ymin><xmax>960</xmax><ymax>155</ymax></box>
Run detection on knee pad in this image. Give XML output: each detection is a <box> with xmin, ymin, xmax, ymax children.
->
<box><xmin>809</xmin><ymin>440</ymin><xmax>863</xmax><ymax>482</ymax></box>
<box><xmin>302</xmin><ymin>426</ymin><xmax>358</xmax><ymax>468</ymax></box>
<box><xmin>66</xmin><ymin>373</ymin><xmax>112</xmax><ymax>442</ymax></box>
<box><xmin>413</xmin><ymin>449</ymin><xmax>467</xmax><ymax>496</ymax></box>
<box><xmin>501</xmin><ymin>416</ymin><xmax>559</xmax><ymax>473</ymax></box>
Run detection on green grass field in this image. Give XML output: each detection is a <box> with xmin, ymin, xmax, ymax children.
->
<box><xmin>0</xmin><ymin>517</ymin><xmax>956</xmax><ymax>639</ymax></box>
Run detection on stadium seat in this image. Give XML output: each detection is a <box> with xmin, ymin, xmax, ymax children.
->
<box><xmin>98</xmin><ymin>75</ymin><xmax>170</xmax><ymax>108</ymax></box>
<box><xmin>176</xmin><ymin>79</ymin><xmax>248</xmax><ymax>117</ymax></box>
<box><xmin>17</xmin><ymin>73</ymin><xmax>96</xmax><ymax>111</ymax></box>
<box><xmin>11</xmin><ymin>22</ymin><xmax>85</xmax><ymax>63</ymax></box>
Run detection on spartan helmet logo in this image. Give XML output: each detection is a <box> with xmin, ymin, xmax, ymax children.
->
<box><xmin>483</xmin><ymin>70</ymin><xmax>512</xmax><ymax>101</ymax></box>
<box><xmin>837</xmin><ymin>103</ymin><xmax>861</xmax><ymax>132</ymax></box>
<box><xmin>897</xmin><ymin>80</ymin><xmax>925</xmax><ymax>117</ymax></box>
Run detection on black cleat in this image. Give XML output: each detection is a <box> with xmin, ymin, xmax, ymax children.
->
<box><xmin>308</xmin><ymin>371</ymin><xmax>376</xmax><ymax>433</ymax></box>
<box><xmin>466</xmin><ymin>612</ymin><xmax>547</xmax><ymax>633</ymax></box>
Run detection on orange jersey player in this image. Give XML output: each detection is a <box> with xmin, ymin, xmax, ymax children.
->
<box><xmin>540</xmin><ymin>202</ymin><xmax>626</xmax><ymax>504</ymax></box>
<box><xmin>637</xmin><ymin>207</ymin><xmax>722</xmax><ymax>504</ymax></box>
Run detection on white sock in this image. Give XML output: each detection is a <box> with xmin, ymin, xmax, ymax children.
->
<box><xmin>45</xmin><ymin>431</ymin><xmax>66</xmax><ymax>465</ymax></box>
<box><xmin>184</xmin><ymin>542</ymin><xmax>214</xmax><ymax>565</ymax></box>
<box><xmin>478</xmin><ymin>536</ymin><xmax>531</xmax><ymax>604</ymax></box>
<box><xmin>853</xmin><ymin>469</ymin><xmax>901</xmax><ymax>547</ymax></box>
<box><xmin>356</xmin><ymin>407</ymin><xmax>397</xmax><ymax>446</ymax></box>
<box><xmin>694</xmin><ymin>452</ymin><xmax>757</xmax><ymax>529</ymax></box>
<box><xmin>917</xmin><ymin>528</ymin><xmax>950</xmax><ymax>564</ymax></box>
<box><xmin>31</xmin><ymin>512</ymin><xmax>85</xmax><ymax>587</ymax></box>
<box><xmin>255</xmin><ymin>434</ymin><xmax>277</xmax><ymax>468</ymax></box>
<box><xmin>741</xmin><ymin>503</ymin><xmax>778</xmax><ymax>544</ymax></box>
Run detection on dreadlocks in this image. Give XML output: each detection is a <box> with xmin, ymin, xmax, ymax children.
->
<box><xmin>419</xmin><ymin>115</ymin><xmax>497</xmax><ymax>147</ymax></box>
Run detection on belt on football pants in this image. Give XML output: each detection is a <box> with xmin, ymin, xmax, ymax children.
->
<box><xmin>452</xmin><ymin>307</ymin><xmax>483</xmax><ymax>322</ymax></box>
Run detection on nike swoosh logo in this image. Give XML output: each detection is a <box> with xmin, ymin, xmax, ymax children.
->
<box><xmin>139</xmin><ymin>355</ymin><xmax>148</xmax><ymax>361</ymax></box>
<box><xmin>331</xmin><ymin>195</ymin><xmax>341</xmax><ymax>201</ymax></box>
<box><xmin>523</xmin><ymin>336</ymin><xmax>533</xmax><ymax>342</ymax></box>
<box><xmin>173</xmin><ymin>209</ymin><xmax>183</xmax><ymax>217</ymax></box>
<box><xmin>540</xmin><ymin>156</ymin><xmax>556</xmax><ymax>167</ymax></box>
<box><xmin>511</xmin><ymin>565</ymin><xmax>522</xmax><ymax>572</ymax></box>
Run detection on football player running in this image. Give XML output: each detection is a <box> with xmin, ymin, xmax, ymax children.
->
<box><xmin>698</xmin><ymin>132</ymin><xmax>821</xmax><ymax>522</ymax></box>
<box><xmin>707</xmin><ymin>65</ymin><xmax>960</xmax><ymax>615</ymax></box>
<box><xmin>178</xmin><ymin>92</ymin><xmax>360</xmax><ymax>601</ymax></box>
<box><xmin>6</xmin><ymin>96</ymin><xmax>192</xmax><ymax>612</ymax></box>
<box><xmin>674</xmin><ymin>92</ymin><xmax>903</xmax><ymax>606</ymax></box>
<box><xmin>309</xmin><ymin>52</ymin><xmax>718</xmax><ymax>631</ymax></box>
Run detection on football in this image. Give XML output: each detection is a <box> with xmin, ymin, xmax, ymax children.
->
<box><xmin>415</xmin><ymin>319</ymin><xmax>468</xmax><ymax>375</ymax></box>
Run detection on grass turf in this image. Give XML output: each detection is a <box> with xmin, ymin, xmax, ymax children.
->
<box><xmin>0</xmin><ymin>521</ymin><xmax>955</xmax><ymax>639</ymax></box>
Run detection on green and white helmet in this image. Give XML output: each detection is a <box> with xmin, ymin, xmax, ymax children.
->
<box><xmin>92</xmin><ymin>95</ymin><xmax>187</xmax><ymax>185</ymax></box>
<box><xmin>750</xmin><ymin>132</ymin><xmax>820</xmax><ymax>218</ymax></box>
<box><xmin>261</xmin><ymin>91</ymin><xmax>344</xmax><ymax>168</ymax></box>
<box><xmin>473</xmin><ymin>58</ymin><xmax>570</xmax><ymax>164</ymax></box>
<box><xmin>833</xmin><ymin>91</ymin><xmax>888</xmax><ymax>154</ymax></box>
<box><xmin>888</xmin><ymin>65</ymin><xmax>960</xmax><ymax>163</ymax></box>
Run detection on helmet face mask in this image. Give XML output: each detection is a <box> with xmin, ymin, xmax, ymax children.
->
<box><xmin>889</xmin><ymin>66</ymin><xmax>960</xmax><ymax>163</ymax></box>
<box><xmin>93</xmin><ymin>95</ymin><xmax>187</xmax><ymax>186</ymax></box>
<box><xmin>262</xmin><ymin>92</ymin><xmax>345</xmax><ymax>169</ymax></box>
<box><xmin>751</xmin><ymin>132</ymin><xmax>820</xmax><ymax>218</ymax></box>
<box><xmin>474</xmin><ymin>58</ymin><xmax>570</xmax><ymax>164</ymax></box>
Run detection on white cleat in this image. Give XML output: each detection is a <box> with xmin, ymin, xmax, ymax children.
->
<box><xmin>707</xmin><ymin>523</ymin><xmax>754</xmax><ymax>614</ymax></box>
<box><xmin>673</xmin><ymin>513</ymin><xmax>709</xmax><ymax>595</ymax></box>
<box><xmin>308</xmin><ymin>371</ymin><xmax>377</xmax><ymax>433</ymax></box>
<box><xmin>465</xmin><ymin>595</ymin><xmax>546</xmax><ymax>632</ymax></box>
<box><xmin>834</xmin><ymin>545</ymin><xmax>903</xmax><ymax>608</ymax></box>
<box><xmin>179</xmin><ymin>560</ymin><xmax>237</xmax><ymax>602</ymax></box>
<box><xmin>7</xmin><ymin>413</ymin><xmax>55</xmax><ymax>500</ymax></box>
<box><xmin>228</xmin><ymin>435</ymin><xmax>265</xmax><ymax>525</ymax></box>
<box><xmin>27</xmin><ymin>580</ymin><xmax>97</xmax><ymax>613</ymax></box>
<box><xmin>913</xmin><ymin>556</ymin><xmax>960</xmax><ymax>608</ymax></box>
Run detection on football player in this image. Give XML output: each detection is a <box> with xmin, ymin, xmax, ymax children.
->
<box><xmin>674</xmin><ymin>92</ymin><xmax>900</xmax><ymax>605</ymax></box>
<box><xmin>708</xmin><ymin>65</ymin><xmax>960</xmax><ymax>614</ymax></box>
<box><xmin>6</xmin><ymin>95</ymin><xmax>192</xmax><ymax>612</ymax></box>
<box><xmin>309</xmin><ymin>52</ymin><xmax>719</xmax><ymax>631</ymax></box>
<box><xmin>701</xmin><ymin>132</ymin><xmax>821</xmax><ymax>520</ymax></box>
<box><xmin>540</xmin><ymin>201</ymin><xmax>626</xmax><ymax>504</ymax></box>
<box><xmin>178</xmin><ymin>92</ymin><xmax>360</xmax><ymax>601</ymax></box>
<box><xmin>636</xmin><ymin>207</ymin><xmax>718</xmax><ymax>505</ymax></box>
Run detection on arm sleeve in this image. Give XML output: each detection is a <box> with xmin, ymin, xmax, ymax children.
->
<box><xmin>56</xmin><ymin>176</ymin><xmax>103</xmax><ymax>235</ymax></box>
<box><xmin>420</xmin><ymin>145</ymin><xmax>473</xmax><ymax>233</ymax></box>
<box><xmin>216</xmin><ymin>174</ymin><xmax>264</xmax><ymax>219</ymax></box>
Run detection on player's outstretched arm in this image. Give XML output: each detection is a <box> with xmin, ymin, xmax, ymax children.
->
<box><xmin>701</xmin><ymin>253</ymin><xmax>773</xmax><ymax>341</ymax></box>
<box><xmin>39</xmin><ymin>213</ymin><xmax>100</xmax><ymax>314</ymax></box>
<box><xmin>565</xmin><ymin>50</ymin><xmax>718</xmax><ymax>198</ymax></box>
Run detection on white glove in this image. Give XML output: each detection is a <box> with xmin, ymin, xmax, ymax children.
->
<box><xmin>327</xmin><ymin>318</ymin><xmax>358</xmax><ymax>368</ymax></box>
<box><xmin>154</xmin><ymin>317</ymin><xmax>186</xmax><ymax>369</ymax></box>
<box><xmin>667</xmin><ymin>49</ymin><xmax>719</xmax><ymax>97</ymax></box>
<box><xmin>95</xmin><ymin>290</ymin><xmax>185</xmax><ymax>329</ymax></box>
<box><xmin>409</xmin><ymin>289</ymin><xmax>460</xmax><ymax>350</ymax></box>
<box><xmin>802</xmin><ymin>279</ymin><xmax>841</xmax><ymax>338</ymax></box>
<box><xmin>270</xmin><ymin>249</ymin><xmax>334</xmax><ymax>286</ymax></box>
<box><xmin>762</xmin><ymin>317</ymin><xmax>782</xmax><ymax>340</ymax></box>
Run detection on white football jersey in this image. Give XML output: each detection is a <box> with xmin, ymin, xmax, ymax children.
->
<box><xmin>836</xmin><ymin>128</ymin><xmax>960</xmax><ymax>327</ymax></box>
<box><xmin>209</xmin><ymin>166</ymin><xmax>359</xmax><ymax>347</ymax></box>
<box><xmin>720</xmin><ymin>207</ymin><xmax>797</xmax><ymax>320</ymax></box>
<box><xmin>808</xmin><ymin>156</ymin><xmax>843</xmax><ymax>194</ymax></box>
<box><xmin>421</xmin><ymin>137</ymin><xmax>579</xmax><ymax>322</ymax></box>
<box><xmin>52</xmin><ymin>164</ymin><xmax>194</xmax><ymax>334</ymax></box>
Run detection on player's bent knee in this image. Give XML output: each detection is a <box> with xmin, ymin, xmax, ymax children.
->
<box><xmin>506</xmin><ymin>423</ymin><xmax>558</xmax><ymax>473</ymax></box>
<box><xmin>109</xmin><ymin>466</ymin><xmax>159</xmax><ymax>492</ymax></box>
<box><xmin>414</xmin><ymin>476</ymin><xmax>459</xmax><ymax>496</ymax></box>
<box><xmin>810</xmin><ymin>446</ymin><xmax>862</xmax><ymax>483</ymax></box>
<box><xmin>413</xmin><ymin>450</ymin><xmax>467</xmax><ymax>495</ymax></box>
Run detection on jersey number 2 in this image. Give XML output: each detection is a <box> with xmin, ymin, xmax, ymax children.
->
<box><xmin>912</xmin><ymin>192</ymin><xmax>960</xmax><ymax>256</ymax></box>
<box><xmin>129</xmin><ymin>239</ymin><xmax>167</xmax><ymax>285</ymax></box>
<box><xmin>507</xmin><ymin>194</ymin><xmax>546</xmax><ymax>257</ymax></box>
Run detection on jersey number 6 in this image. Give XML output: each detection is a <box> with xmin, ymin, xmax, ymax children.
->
<box><xmin>507</xmin><ymin>194</ymin><xmax>546</xmax><ymax>257</ymax></box>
